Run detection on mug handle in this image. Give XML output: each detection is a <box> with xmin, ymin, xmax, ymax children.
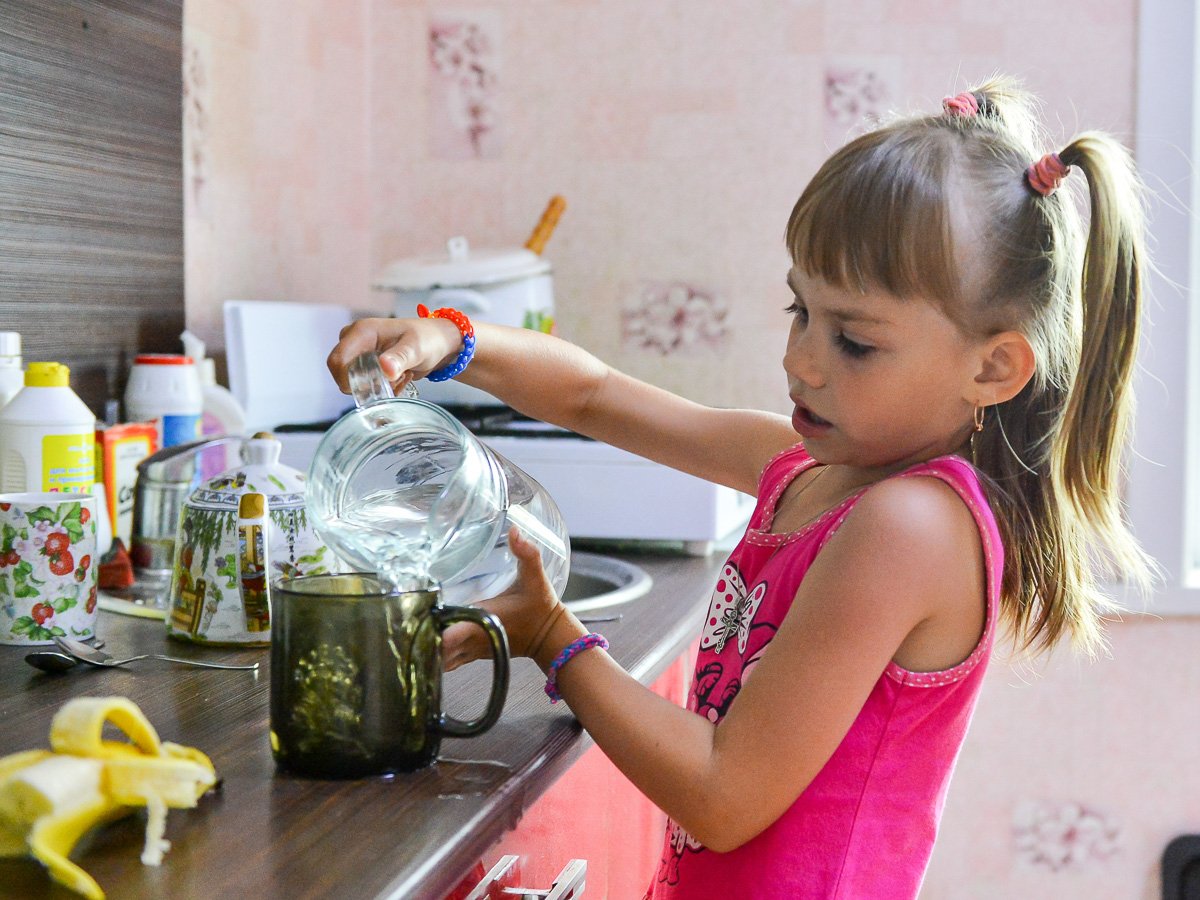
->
<box><xmin>434</xmin><ymin>606</ymin><xmax>510</xmax><ymax>738</ymax></box>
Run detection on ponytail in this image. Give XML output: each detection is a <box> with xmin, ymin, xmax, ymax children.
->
<box><xmin>980</xmin><ymin>129</ymin><xmax>1157</xmax><ymax>655</ymax></box>
<box><xmin>1054</xmin><ymin>136</ymin><xmax>1149</xmax><ymax>576</ymax></box>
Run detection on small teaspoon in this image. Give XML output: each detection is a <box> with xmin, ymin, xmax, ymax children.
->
<box><xmin>54</xmin><ymin>636</ymin><xmax>258</xmax><ymax>671</ymax></box>
<box><xmin>25</xmin><ymin>651</ymin><xmax>82</xmax><ymax>673</ymax></box>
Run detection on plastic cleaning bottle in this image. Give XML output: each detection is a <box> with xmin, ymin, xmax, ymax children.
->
<box><xmin>180</xmin><ymin>330</ymin><xmax>247</xmax><ymax>478</ymax></box>
<box><xmin>0</xmin><ymin>362</ymin><xmax>96</xmax><ymax>493</ymax></box>
<box><xmin>124</xmin><ymin>354</ymin><xmax>203</xmax><ymax>448</ymax></box>
<box><xmin>180</xmin><ymin>330</ymin><xmax>246</xmax><ymax>438</ymax></box>
<box><xmin>0</xmin><ymin>332</ymin><xmax>23</xmax><ymax>410</ymax></box>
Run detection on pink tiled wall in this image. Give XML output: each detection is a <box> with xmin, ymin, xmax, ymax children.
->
<box><xmin>184</xmin><ymin>2</ymin><xmax>1198</xmax><ymax>897</ymax></box>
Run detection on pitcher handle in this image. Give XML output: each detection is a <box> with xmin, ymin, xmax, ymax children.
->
<box><xmin>434</xmin><ymin>606</ymin><xmax>510</xmax><ymax>738</ymax></box>
<box><xmin>348</xmin><ymin>351</ymin><xmax>418</xmax><ymax>408</ymax></box>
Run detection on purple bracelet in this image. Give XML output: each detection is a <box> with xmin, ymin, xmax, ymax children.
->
<box><xmin>544</xmin><ymin>633</ymin><xmax>609</xmax><ymax>704</ymax></box>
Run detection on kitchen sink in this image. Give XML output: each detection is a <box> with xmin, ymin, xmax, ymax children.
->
<box><xmin>561</xmin><ymin>552</ymin><xmax>653</xmax><ymax>612</ymax></box>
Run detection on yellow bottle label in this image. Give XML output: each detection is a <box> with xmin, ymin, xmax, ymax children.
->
<box><xmin>41</xmin><ymin>434</ymin><xmax>96</xmax><ymax>493</ymax></box>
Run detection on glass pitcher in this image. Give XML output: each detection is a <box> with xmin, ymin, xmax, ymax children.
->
<box><xmin>306</xmin><ymin>353</ymin><xmax>570</xmax><ymax>604</ymax></box>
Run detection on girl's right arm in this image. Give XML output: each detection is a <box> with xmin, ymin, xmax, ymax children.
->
<box><xmin>327</xmin><ymin>317</ymin><xmax>798</xmax><ymax>495</ymax></box>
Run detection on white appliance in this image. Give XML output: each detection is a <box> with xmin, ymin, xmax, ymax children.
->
<box><xmin>223</xmin><ymin>300</ymin><xmax>354</xmax><ymax>432</ymax></box>
<box><xmin>481</xmin><ymin>426</ymin><xmax>754</xmax><ymax>555</ymax></box>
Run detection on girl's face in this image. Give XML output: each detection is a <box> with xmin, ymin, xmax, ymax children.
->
<box><xmin>783</xmin><ymin>266</ymin><xmax>984</xmax><ymax>472</ymax></box>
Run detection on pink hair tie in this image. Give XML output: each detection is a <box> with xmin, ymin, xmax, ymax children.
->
<box><xmin>942</xmin><ymin>92</ymin><xmax>979</xmax><ymax>117</ymax></box>
<box><xmin>1026</xmin><ymin>152</ymin><xmax>1070</xmax><ymax>197</ymax></box>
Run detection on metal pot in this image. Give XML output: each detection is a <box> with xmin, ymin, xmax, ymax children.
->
<box><xmin>131</xmin><ymin>435</ymin><xmax>245</xmax><ymax>585</ymax></box>
<box><xmin>373</xmin><ymin>235</ymin><xmax>556</xmax><ymax>408</ymax></box>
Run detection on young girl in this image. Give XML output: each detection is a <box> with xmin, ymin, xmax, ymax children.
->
<box><xmin>327</xmin><ymin>78</ymin><xmax>1155</xmax><ymax>898</ymax></box>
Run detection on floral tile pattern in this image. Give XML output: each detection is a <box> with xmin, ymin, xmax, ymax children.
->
<box><xmin>1012</xmin><ymin>799</ymin><xmax>1122</xmax><ymax>871</ymax></box>
<box><xmin>183</xmin><ymin>41</ymin><xmax>210</xmax><ymax>216</ymax></box>
<box><xmin>621</xmin><ymin>280</ymin><xmax>729</xmax><ymax>356</ymax></box>
<box><xmin>429</xmin><ymin>12</ymin><xmax>502</xmax><ymax>159</ymax></box>
<box><xmin>823</xmin><ymin>61</ymin><xmax>893</xmax><ymax>149</ymax></box>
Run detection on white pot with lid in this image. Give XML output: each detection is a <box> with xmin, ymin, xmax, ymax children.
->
<box><xmin>373</xmin><ymin>236</ymin><xmax>555</xmax><ymax>408</ymax></box>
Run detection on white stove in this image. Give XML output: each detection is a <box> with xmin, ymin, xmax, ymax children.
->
<box><xmin>464</xmin><ymin>415</ymin><xmax>752</xmax><ymax>556</ymax></box>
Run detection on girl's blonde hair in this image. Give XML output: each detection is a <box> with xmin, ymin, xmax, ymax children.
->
<box><xmin>785</xmin><ymin>76</ymin><xmax>1156</xmax><ymax>656</ymax></box>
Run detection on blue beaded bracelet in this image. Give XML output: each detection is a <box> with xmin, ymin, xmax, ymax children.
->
<box><xmin>417</xmin><ymin>304</ymin><xmax>477</xmax><ymax>382</ymax></box>
<box><xmin>544</xmin><ymin>633</ymin><xmax>609</xmax><ymax>704</ymax></box>
<box><xmin>427</xmin><ymin>332</ymin><xmax>475</xmax><ymax>382</ymax></box>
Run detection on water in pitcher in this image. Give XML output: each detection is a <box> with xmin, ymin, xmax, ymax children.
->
<box><xmin>306</xmin><ymin>353</ymin><xmax>569</xmax><ymax>602</ymax></box>
<box><xmin>318</xmin><ymin>492</ymin><xmax>501</xmax><ymax>593</ymax></box>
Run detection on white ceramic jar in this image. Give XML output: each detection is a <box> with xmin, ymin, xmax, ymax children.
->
<box><xmin>372</xmin><ymin>236</ymin><xmax>555</xmax><ymax>407</ymax></box>
<box><xmin>166</xmin><ymin>434</ymin><xmax>339</xmax><ymax>646</ymax></box>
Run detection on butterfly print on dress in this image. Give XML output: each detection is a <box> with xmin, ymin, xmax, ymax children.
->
<box><xmin>699</xmin><ymin>563</ymin><xmax>766</xmax><ymax>654</ymax></box>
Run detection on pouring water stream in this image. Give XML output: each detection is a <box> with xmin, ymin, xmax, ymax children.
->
<box><xmin>346</xmin><ymin>352</ymin><xmax>475</xmax><ymax>592</ymax></box>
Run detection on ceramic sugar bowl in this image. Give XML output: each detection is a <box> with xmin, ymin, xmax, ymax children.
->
<box><xmin>167</xmin><ymin>433</ymin><xmax>338</xmax><ymax>646</ymax></box>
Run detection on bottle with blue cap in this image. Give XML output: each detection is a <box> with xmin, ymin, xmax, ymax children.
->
<box><xmin>0</xmin><ymin>362</ymin><xmax>96</xmax><ymax>493</ymax></box>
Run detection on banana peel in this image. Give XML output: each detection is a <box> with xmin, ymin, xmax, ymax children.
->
<box><xmin>0</xmin><ymin>697</ymin><xmax>217</xmax><ymax>899</ymax></box>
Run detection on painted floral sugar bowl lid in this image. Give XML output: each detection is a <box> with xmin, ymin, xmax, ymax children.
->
<box><xmin>186</xmin><ymin>433</ymin><xmax>305</xmax><ymax>511</ymax></box>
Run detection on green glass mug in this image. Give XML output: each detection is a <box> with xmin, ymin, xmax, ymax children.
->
<box><xmin>269</xmin><ymin>573</ymin><xmax>509</xmax><ymax>778</ymax></box>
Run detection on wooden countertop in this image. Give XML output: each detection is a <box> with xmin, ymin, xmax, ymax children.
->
<box><xmin>0</xmin><ymin>550</ymin><xmax>724</xmax><ymax>900</ymax></box>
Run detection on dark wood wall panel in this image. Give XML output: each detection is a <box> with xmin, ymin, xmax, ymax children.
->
<box><xmin>0</xmin><ymin>0</ymin><xmax>183</xmax><ymax>416</ymax></box>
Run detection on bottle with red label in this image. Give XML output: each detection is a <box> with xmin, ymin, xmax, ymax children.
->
<box><xmin>124</xmin><ymin>354</ymin><xmax>203</xmax><ymax>448</ymax></box>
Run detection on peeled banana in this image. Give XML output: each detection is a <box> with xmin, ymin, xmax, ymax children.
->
<box><xmin>0</xmin><ymin>696</ymin><xmax>217</xmax><ymax>899</ymax></box>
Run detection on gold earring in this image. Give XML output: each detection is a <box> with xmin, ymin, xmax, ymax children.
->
<box><xmin>973</xmin><ymin>404</ymin><xmax>985</xmax><ymax>432</ymax></box>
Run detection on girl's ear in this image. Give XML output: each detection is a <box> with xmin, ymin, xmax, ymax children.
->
<box><xmin>974</xmin><ymin>331</ymin><xmax>1036</xmax><ymax>405</ymax></box>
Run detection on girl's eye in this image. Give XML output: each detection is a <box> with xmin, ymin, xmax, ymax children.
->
<box><xmin>835</xmin><ymin>332</ymin><xmax>874</xmax><ymax>358</ymax></box>
<box><xmin>784</xmin><ymin>300</ymin><xmax>808</xmax><ymax>324</ymax></box>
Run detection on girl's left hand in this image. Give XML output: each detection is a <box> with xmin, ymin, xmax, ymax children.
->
<box><xmin>443</xmin><ymin>528</ymin><xmax>570</xmax><ymax>671</ymax></box>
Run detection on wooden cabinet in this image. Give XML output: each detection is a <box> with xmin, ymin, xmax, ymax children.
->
<box><xmin>0</xmin><ymin>1</ymin><xmax>185</xmax><ymax>414</ymax></box>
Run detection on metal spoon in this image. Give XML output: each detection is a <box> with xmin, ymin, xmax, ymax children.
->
<box><xmin>54</xmin><ymin>636</ymin><xmax>259</xmax><ymax>671</ymax></box>
<box><xmin>25</xmin><ymin>650</ymin><xmax>82</xmax><ymax>673</ymax></box>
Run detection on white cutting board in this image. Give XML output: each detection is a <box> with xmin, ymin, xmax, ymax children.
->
<box><xmin>223</xmin><ymin>300</ymin><xmax>354</xmax><ymax>431</ymax></box>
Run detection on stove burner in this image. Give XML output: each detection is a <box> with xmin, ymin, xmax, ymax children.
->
<box><xmin>435</xmin><ymin>404</ymin><xmax>588</xmax><ymax>439</ymax></box>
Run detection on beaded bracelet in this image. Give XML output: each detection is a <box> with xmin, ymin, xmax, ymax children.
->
<box><xmin>417</xmin><ymin>303</ymin><xmax>476</xmax><ymax>382</ymax></box>
<box><xmin>544</xmin><ymin>633</ymin><xmax>609</xmax><ymax>704</ymax></box>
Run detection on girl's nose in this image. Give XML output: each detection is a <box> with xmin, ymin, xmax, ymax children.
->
<box><xmin>784</xmin><ymin>334</ymin><xmax>824</xmax><ymax>389</ymax></box>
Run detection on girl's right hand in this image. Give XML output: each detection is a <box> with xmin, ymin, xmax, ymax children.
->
<box><xmin>326</xmin><ymin>316</ymin><xmax>464</xmax><ymax>394</ymax></box>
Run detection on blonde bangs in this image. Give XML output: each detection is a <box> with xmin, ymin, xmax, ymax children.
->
<box><xmin>785</xmin><ymin>127</ymin><xmax>963</xmax><ymax>312</ymax></box>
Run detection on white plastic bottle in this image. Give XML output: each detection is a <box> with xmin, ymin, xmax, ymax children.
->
<box><xmin>180</xmin><ymin>330</ymin><xmax>247</xmax><ymax>437</ymax></box>
<box><xmin>0</xmin><ymin>332</ymin><xmax>23</xmax><ymax>410</ymax></box>
<box><xmin>124</xmin><ymin>354</ymin><xmax>203</xmax><ymax>448</ymax></box>
<box><xmin>0</xmin><ymin>362</ymin><xmax>96</xmax><ymax>493</ymax></box>
<box><xmin>180</xmin><ymin>331</ymin><xmax>247</xmax><ymax>478</ymax></box>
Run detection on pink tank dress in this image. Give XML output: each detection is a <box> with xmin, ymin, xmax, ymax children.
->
<box><xmin>647</xmin><ymin>443</ymin><xmax>1004</xmax><ymax>899</ymax></box>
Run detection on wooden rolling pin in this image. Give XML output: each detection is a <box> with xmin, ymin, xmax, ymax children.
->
<box><xmin>524</xmin><ymin>195</ymin><xmax>566</xmax><ymax>255</ymax></box>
